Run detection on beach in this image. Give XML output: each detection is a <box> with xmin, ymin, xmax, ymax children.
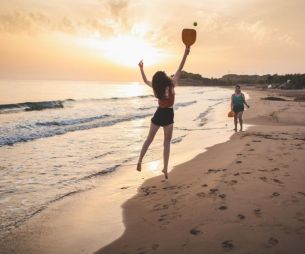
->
<box><xmin>1</xmin><ymin>87</ymin><xmax>305</xmax><ymax>254</ymax></box>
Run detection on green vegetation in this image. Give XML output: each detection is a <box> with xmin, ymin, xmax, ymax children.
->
<box><xmin>179</xmin><ymin>71</ymin><xmax>305</xmax><ymax>89</ymax></box>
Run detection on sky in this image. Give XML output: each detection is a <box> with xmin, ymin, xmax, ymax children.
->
<box><xmin>0</xmin><ymin>0</ymin><xmax>305</xmax><ymax>81</ymax></box>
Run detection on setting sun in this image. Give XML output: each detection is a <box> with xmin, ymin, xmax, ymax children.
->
<box><xmin>79</xmin><ymin>34</ymin><xmax>165</xmax><ymax>68</ymax></box>
<box><xmin>102</xmin><ymin>35</ymin><xmax>164</xmax><ymax>67</ymax></box>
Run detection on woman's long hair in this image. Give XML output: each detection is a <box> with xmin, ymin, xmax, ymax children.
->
<box><xmin>152</xmin><ymin>71</ymin><xmax>173</xmax><ymax>100</ymax></box>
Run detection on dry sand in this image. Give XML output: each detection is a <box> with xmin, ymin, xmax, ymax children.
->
<box><xmin>96</xmin><ymin>89</ymin><xmax>305</xmax><ymax>254</ymax></box>
<box><xmin>1</xmin><ymin>88</ymin><xmax>305</xmax><ymax>254</ymax></box>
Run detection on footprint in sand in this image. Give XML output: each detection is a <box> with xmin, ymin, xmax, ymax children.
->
<box><xmin>190</xmin><ymin>228</ymin><xmax>202</xmax><ymax>235</ymax></box>
<box><xmin>266</xmin><ymin>237</ymin><xmax>279</xmax><ymax>248</ymax></box>
<box><xmin>242</xmin><ymin>171</ymin><xmax>251</xmax><ymax>175</ymax></box>
<box><xmin>259</xmin><ymin>176</ymin><xmax>268</xmax><ymax>182</ymax></box>
<box><xmin>254</xmin><ymin>208</ymin><xmax>262</xmax><ymax>216</ymax></box>
<box><xmin>236</xmin><ymin>160</ymin><xmax>242</xmax><ymax>164</ymax></box>
<box><xmin>234</xmin><ymin>172</ymin><xmax>240</xmax><ymax>176</ymax></box>
<box><xmin>258</xmin><ymin>169</ymin><xmax>268</xmax><ymax>172</ymax></box>
<box><xmin>153</xmin><ymin>204</ymin><xmax>169</xmax><ymax>211</ymax></box>
<box><xmin>271</xmin><ymin>168</ymin><xmax>280</xmax><ymax>172</ymax></box>
<box><xmin>237</xmin><ymin>214</ymin><xmax>245</xmax><ymax>220</ymax></box>
<box><xmin>272</xmin><ymin>178</ymin><xmax>283</xmax><ymax>184</ymax></box>
<box><xmin>249</xmin><ymin>148</ymin><xmax>255</xmax><ymax>151</ymax></box>
<box><xmin>209</xmin><ymin>188</ymin><xmax>219</xmax><ymax>194</ymax></box>
<box><xmin>219</xmin><ymin>194</ymin><xmax>226</xmax><ymax>199</ymax></box>
<box><xmin>202</xmin><ymin>184</ymin><xmax>208</xmax><ymax>187</ymax></box>
<box><xmin>162</xmin><ymin>185</ymin><xmax>178</xmax><ymax>190</ymax></box>
<box><xmin>196</xmin><ymin>192</ymin><xmax>206</xmax><ymax>198</ymax></box>
<box><xmin>222</xmin><ymin>240</ymin><xmax>234</xmax><ymax>249</ymax></box>
<box><xmin>298</xmin><ymin>192</ymin><xmax>305</xmax><ymax>196</ymax></box>
<box><xmin>158</xmin><ymin>214</ymin><xmax>167</xmax><ymax>222</ymax></box>
<box><xmin>226</xmin><ymin>180</ymin><xmax>238</xmax><ymax>186</ymax></box>
<box><xmin>271</xmin><ymin>192</ymin><xmax>280</xmax><ymax>197</ymax></box>
<box><xmin>218</xmin><ymin>205</ymin><xmax>227</xmax><ymax>210</ymax></box>
<box><xmin>120</xmin><ymin>186</ymin><xmax>130</xmax><ymax>189</ymax></box>
<box><xmin>207</xmin><ymin>168</ymin><xmax>222</xmax><ymax>173</ymax></box>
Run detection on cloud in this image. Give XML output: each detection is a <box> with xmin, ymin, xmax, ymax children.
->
<box><xmin>0</xmin><ymin>0</ymin><xmax>133</xmax><ymax>36</ymax></box>
<box><xmin>107</xmin><ymin>0</ymin><xmax>128</xmax><ymax>17</ymax></box>
<box><xmin>0</xmin><ymin>1</ymin><xmax>299</xmax><ymax>49</ymax></box>
<box><xmin>0</xmin><ymin>11</ymin><xmax>44</xmax><ymax>34</ymax></box>
<box><xmin>237</xmin><ymin>20</ymin><xmax>297</xmax><ymax>46</ymax></box>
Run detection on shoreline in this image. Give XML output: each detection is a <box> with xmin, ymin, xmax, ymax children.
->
<box><xmin>1</xmin><ymin>88</ymin><xmax>305</xmax><ymax>253</ymax></box>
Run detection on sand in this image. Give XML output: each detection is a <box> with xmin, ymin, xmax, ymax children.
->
<box><xmin>1</xmin><ymin>88</ymin><xmax>305</xmax><ymax>254</ymax></box>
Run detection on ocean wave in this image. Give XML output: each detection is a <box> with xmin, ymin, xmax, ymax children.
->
<box><xmin>194</xmin><ymin>106</ymin><xmax>214</xmax><ymax>126</ymax></box>
<box><xmin>92</xmin><ymin>151</ymin><xmax>114</xmax><ymax>159</ymax></box>
<box><xmin>108</xmin><ymin>94</ymin><xmax>153</xmax><ymax>100</ymax></box>
<box><xmin>174</xmin><ymin>100</ymin><xmax>197</xmax><ymax>109</ymax></box>
<box><xmin>208</xmin><ymin>98</ymin><xmax>230</xmax><ymax>102</ymax></box>
<box><xmin>139</xmin><ymin>106</ymin><xmax>156</xmax><ymax>111</ymax></box>
<box><xmin>0</xmin><ymin>95</ymin><xmax>154</xmax><ymax>114</ymax></box>
<box><xmin>36</xmin><ymin>114</ymin><xmax>110</xmax><ymax>127</ymax></box>
<box><xmin>0</xmin><ymin>113</ymin><xmax>151</xmax><ymax>147</ymax></box>
<box><xmin>81</xmin><ymin>164</ymin><xmax>121</xmax><ymax>180</ymax></box>
<box><xmin>0</xmin><ymin>100</ymin><xmax>67</xmax><ymax>113</ymax></box>
<box><xmin>171</xmin><ymin>134</ymin><xmax>187</xmax><ymax>144</ymax></box>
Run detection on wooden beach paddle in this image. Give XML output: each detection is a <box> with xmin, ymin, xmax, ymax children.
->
<box><xmin>228</xmin><ymin>111</ymin><xmax>235</xmax><ymax>117</ymax></box>
<box><xmin>182</xmin><ymin>28</ymin><xmax>196</xmax><ymax>47</ymax></box>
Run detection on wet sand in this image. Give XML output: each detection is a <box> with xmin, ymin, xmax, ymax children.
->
<box><xmin>1</xmin><ymin>88</ymin><xmax>305</xmax><ymax>254</ymax></box>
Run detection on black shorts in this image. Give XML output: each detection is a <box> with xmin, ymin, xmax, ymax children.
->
<box><xmin>233</xmin><ymin>105</ymin><xmax>244</xmax><ymax>113</ymax></box>
<box><xmin>151</xmin><ymin>107</ymin><xmax>174</xmax><ymax>126</ymax></box>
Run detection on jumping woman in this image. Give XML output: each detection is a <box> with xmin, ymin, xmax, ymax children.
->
<box><xmin>231</xmin><ymin>85</ymin><xmax>250</xmax><ymax>132</ymax></box>
<box><xmin>136</xmin><ymin>46</ymin><xmax>191</xmax><ymax>179</ymax></box>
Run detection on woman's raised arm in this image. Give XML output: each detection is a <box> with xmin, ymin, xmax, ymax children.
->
<box><xmin>138</xmin><ymin>60</ymin><xmax>152</xmax><ymax>87</ymax></box>
<box><xmin>173</xmin><ymin>46</ymin><xmax>190</xmax><ymax>85</ymax></box>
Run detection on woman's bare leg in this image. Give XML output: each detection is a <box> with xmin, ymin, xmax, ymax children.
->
<box><xmin>161</xmin><ymin>124</ymin><xmax>173</xmax><ymax>179</ymax></box>
<box><xmin>233</xmin><ymin>114</ymin><xmax>238</xmax><ymax>132</ymax></box>
<box><xmin>238</xmin><ymin>112</ymin><xmax>244</xmax><ymax>131</ymax></box>
<box><xmin>137</xmin><ymin>122</ymin><xmax>160</xmax><ymax>171</ymax></box>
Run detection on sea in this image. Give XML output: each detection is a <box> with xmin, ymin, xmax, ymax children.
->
<box><xmin>0</xmin><ymin>80</ymin><xmax>235</xmax><ymax>238</ymax></box>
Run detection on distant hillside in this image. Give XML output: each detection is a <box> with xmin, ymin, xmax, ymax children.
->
<box><xmin>179</xmin><ymin>71</ymin><xmax>305</xmax><ymax>89</ymax></box>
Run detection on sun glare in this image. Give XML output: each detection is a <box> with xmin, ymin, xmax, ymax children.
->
<box><xmin>103</xmin><ymin>35</ymin><xmax>163</xmax><ymax>67</ymax></box>
<box><xmin>79</xmin><ymin>34</ymin><xmax>164</xmax><ymax>68</ymax></box>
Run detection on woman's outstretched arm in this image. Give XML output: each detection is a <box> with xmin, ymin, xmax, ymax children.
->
<box><xmin>138</xmin><ymin>60</ymin><xmax>152</xmax><ymax>87</ymax></box>
<box><xmin>231</xmin><ymin>94</ymin><xmax>234</xmax><ymax>111</ymax></box>
<box><xmin>173</xmin><ymin>46</ymin><xmax>190</xmax><ymax>85</ymax></box>
<box><xmin>242</xmin><ymin>93</ymin><xmax>250</xmax><ymax>108</ymax></box>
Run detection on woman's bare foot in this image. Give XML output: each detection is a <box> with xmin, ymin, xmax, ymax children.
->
<box><xmin>233</xmin><ymin>128</ymin><xmax>237</xmax><ymax>132</ymax></box>
<box><xmin>137</xmin><ymin>162</ymin><xmax>142</xmax><ymax>172</ymax></box>
<box><xmin>162</xmin><ymin>169</ymin><xmax>168</xmax><ymax>179</ymax></box>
